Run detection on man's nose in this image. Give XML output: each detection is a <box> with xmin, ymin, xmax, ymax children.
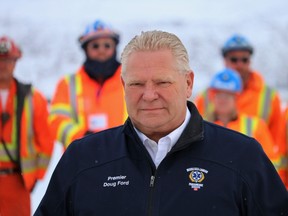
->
<box><xmin>142</xmin><ymin>84</ymin><xmax>159</xmax><ymax>101</ymax></box>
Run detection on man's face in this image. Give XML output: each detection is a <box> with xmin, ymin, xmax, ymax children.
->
<box><xmin>122</xmin><ymin>50</ymin><xmax>194</xmax><ymax>139</ymax></box>
<box><xmin>0</xmin><ymin>58</ymin><xmax>16</xmax><ymax>86</ymax></box>
<box><xmin>224</xmin><ymin>50</ymin><xmax>251</xmax><ymax>85</ymax></box>
<box><xmin>86</xmin><ymin>37</ymin><xmax>116</xmax><ymax>62</ymax></box>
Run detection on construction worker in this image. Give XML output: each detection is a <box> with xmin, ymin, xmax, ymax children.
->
<box><xmin>0</xmin><ymin>36</ymin><xmax>53</xmax><ymax>215</ymax></box>
<box><xmin>195</xmin><ymin>34</ymin><xmax>286</xmax><ymax>182</ymax></box>
<box><xmin>207</xmin><ymin>68</ymin><xmax>281</xmax><ymax>178</ymax></box>
<box><xmin>49</xmin><ymin>20</ymin><xmax>127</xmax><ymax>149</ymax></box>
<box><xmin>279</xmin><ymin>106</ymin><xmax>288</xmax><ymax>188</ymax></box>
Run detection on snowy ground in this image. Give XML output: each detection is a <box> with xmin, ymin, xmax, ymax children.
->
<box><xmin>1</xmin><ymin>0</ymin><xmax>288</xmax><ymax>214</ymax></box>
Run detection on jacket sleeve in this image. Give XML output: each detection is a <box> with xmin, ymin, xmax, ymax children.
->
<box><xmin>269</xmin><ymin>93</ymin><xmax>287</xmax><ymax>186</ymax></box>
<box><xmin>49</xmin><ymin>77</ymin><xmax>87</xmax><ymax>149</ymax></box>
<box><xmin>253</xmin><ymin>118</ymin><xmax>280</xmax><ymax>163</ymax></box>
<box><xmin>268</xmin><ymin>92</ymin><xmax>282</xmax><ymax>142</ymax></box>
<box><xmin>32</xmin><ymin>89</ymin><xmax>54</xmax><ymax>179</ymax></box>
<box><xmin>239</xmin><ymin>138</ymin><xmax>288</xmax><ymax>215</ymax></box>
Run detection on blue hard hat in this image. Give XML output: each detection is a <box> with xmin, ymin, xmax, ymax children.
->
<box><xmin>221</xmin><ymin>34</ymin><xmax>253</xmax><ymax>56</ymax></box>
<box><xmin>209</xmin><ymin>68</ymin><xmax>242</xmax><ymax>93</ymax></box>
<box><xmin>78</xmin><ymin>19</ymin><xmax>120</xmax><ymax>47</ymax></box>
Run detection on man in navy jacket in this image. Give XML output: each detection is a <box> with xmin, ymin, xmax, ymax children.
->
<box><xmin>35</xmin><ymin>30</ymin><xmax>288</xmax><ymax>216</ymax></box>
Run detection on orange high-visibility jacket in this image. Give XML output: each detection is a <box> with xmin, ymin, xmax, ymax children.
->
<box><xmin>284</xmin><ymin>107</ymin><xmax>288</xmax><ymax>147</ymax></box>
<box><xmin>279</xmin><ymin>107</ymin><xmax>288</xmax><ymax>188</ymax></box>
<box><xmin>49</xmin><ymin>66</ymin><xmax>127</xmax><ymax>149</ymax></box>
<box><xmin>195</xmin><ymin>71</ymin><xmax>285</xmax><ymax>174</ymax></box>
<box><xmin>0</xmin><ymin>79</ymin><xmax>53</xmax><ymax>191</ymax></box>
<box><xmin>213</xmin><ymin>113</ymin><xmax>286</xmax><ymax>184</ymax></box>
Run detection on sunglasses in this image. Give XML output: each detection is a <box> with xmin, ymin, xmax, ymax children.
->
<box><xmin>90</xmin><ymin>42</ymin><xmax>113</xmax><ymax>50</ymax></box>
<box><xmin>228</xmin><ymin>57</ymin><xmax>250</xmax><ymax>64</ymax></box>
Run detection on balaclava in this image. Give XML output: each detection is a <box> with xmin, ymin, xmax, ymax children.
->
<box><xmin>83</xmin><ymin>47</ymin><xmax>120</xmax><ymax>85</ymax></box>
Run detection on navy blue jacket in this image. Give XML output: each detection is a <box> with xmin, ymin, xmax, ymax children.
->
<box><xmin>35</xmin><ymin>102</ymin><xmax>288</xmax><ymax>216</ymax></box>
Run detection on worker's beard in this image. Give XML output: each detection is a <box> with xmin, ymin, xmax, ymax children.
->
<box><xmin>84</xmin><ymin>54</ymin><xmax>120</xmax><ymax>85</ymax></box>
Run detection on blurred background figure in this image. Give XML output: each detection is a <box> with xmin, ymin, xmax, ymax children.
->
<box><xmin>195</xmin><ymin>34</ymin><xmax>286</xmax><ymax>184</ymax></box>
<box><xmin>49</xmin><ymin>19</ymin><xmax>127</xmax><ymax>149</ymax></box>
<box><xmin>0</xmin><ymin>36</ymin><xmax>53</xmax><ymax>216</ymax></box>
<box><xmin>279</xmin><ymin>106</ymin><xmax>288</xmax><ymax>188</ymax></box>
<box><xmin>206</xmin><ymin>68</ymin><xmax>281</xmax><ymax>179</ymax></box>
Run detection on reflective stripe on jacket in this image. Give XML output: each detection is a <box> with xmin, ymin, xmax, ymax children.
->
<box><xmin>49</xmin><ymin>66</ymin><xmax>127</xmax><ymax>148</ymax></box>
<box><xmin>0</xmin><ymin>79</ymin><xmax>53</xmax><ymax>191</ymax></box>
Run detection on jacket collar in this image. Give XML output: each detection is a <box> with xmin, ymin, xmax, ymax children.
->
<box><xmin>123</xmin><ymin>101</ymin><xmax>204</xmax><ymax>151</ymax></box>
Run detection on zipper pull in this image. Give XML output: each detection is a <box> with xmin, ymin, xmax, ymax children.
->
<box><xmin>150</xmin><ymin>175</ymin><xmax>155</xmax><ymax>187</ymax></box>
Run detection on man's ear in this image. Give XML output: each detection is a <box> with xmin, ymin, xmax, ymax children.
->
<box><xmin>186</xmin><ymin>71</ymin><xmax>194</xmax><ymax>98</ymax></box>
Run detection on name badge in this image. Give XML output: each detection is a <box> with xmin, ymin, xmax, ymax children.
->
<box><xmin>88</xmin><ymin>114</ymin><xmax>108</xmax><ymax>131</ymax></box>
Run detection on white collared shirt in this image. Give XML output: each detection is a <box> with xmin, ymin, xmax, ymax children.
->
<box><xmin>135</xmin><ymin>107</ymin><xmax>191</xmax><ymax>168</ymax></box>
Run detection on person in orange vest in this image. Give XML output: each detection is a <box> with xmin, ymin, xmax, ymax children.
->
<box><xmin>279</xmin><ymin>106</ymin><xmax>288</xmax><ymax>188</ymax></box>
<box><xmin>195</xmin><ymin>34</ymin><xmax>285</xmax><ymax>178</ymax></box>
<box><xmin>207</xmin><ymin>68</ymin><xmax>285</xmax><ymax>184</ymax></box>
<box><xmin>0</xmin><ymin>36</ymin><xmax>53</xmax><ymax>216</ymax></box>
<box><xmin>49</xmin><ymin>20</ymin><xmax>127</xmax><ymax>149</ymax></box>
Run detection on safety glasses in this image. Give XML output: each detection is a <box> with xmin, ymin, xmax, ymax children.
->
<box><xmin>228</xmin><ymin>56</ymin><xmax>250</xmax><ymax>64</ymax></box>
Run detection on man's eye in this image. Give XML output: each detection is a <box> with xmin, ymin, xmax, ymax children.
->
<box><xmin>158</xmin><ymin>81</ymin><xmax>171</xmax><ymax>87</ymax></box>
<box><xmin>128</xmin><ymin>83</ymin><xmax>142</xmax><ymax>87</ymax></box>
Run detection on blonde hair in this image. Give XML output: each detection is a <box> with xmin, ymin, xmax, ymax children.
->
<box><xmin>121</xmin><ymin>30</ymin><xmax>191</xmax><ymax>77</ymax></box>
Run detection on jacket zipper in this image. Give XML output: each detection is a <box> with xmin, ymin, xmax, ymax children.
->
<box><xmin>146</xmin><ymin>148</ymin><xmax>186</xmax><ymax>216</ymax></box>
<box><xmin>150</xmin><ymin>175</ymin><xmax>155</xmax><ymax>187</ymax></box>
<box><xmin>146</xmin><ymin>146</ymin><xmax>183</xmax><ymax>216</ymax></box>
<box><xmin>147</xmin><ymin>169</ymin><xmax>157</xmax><ymax>216</ymax></box>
